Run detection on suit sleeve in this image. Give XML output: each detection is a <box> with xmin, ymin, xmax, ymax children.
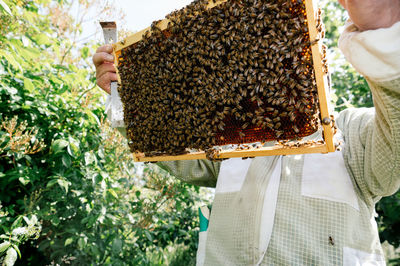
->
<box><xmin>337</xmin><ymin>21</ymin><xmax>400</xmax><ymax>200</ymax></box>
<box><xmin>156</xmin><ymin>160</ymin><xmax>220</xmax><ymax>188</ymax></box>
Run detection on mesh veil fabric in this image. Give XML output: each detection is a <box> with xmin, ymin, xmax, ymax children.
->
<box><xmin>157</xmin><ymin>76</ymin><xmax>400</xmax><ymax>265</ymax></box>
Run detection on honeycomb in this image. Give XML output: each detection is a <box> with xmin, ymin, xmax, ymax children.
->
<box><xmin>116</xmin><ymin>0</ymin><xmax>325</xmax><ymax>157</ymax></box>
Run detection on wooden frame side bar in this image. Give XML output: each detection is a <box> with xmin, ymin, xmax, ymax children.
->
<box><xmin>304</xmin><ymin>0</ymin><xmax>335</xmax><ymax>152</ymax></box>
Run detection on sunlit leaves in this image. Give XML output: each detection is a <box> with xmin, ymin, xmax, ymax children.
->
<box><xmin>51</xmin><ymin>139</ymin><xmax>69</xmax><ymax>154</ymax></box>
<box><xmin>0</xmin><ymin>50</ymin><xmax>22</xmax><ymax>72</ymax></box>
<box><xmin>0</xmin><ymin>0</ymin><xmax>12</xmax><ymax>15</ymax></box>
<box><xmin>64</xmin><ymin>238</ymin><xmax>73</xmax><ymax>246</ymax></box>
<box><xmin>32</xmin><ymin>33</ymin><xmax>51</xmax><ymax>46</ymax></box>
<box><xmin>80</xmin><ymin>47</ymin><xmax>89</xmax><ymax>59</ymax></box>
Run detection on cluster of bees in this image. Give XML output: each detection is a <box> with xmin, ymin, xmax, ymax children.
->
<box><xmin>117</xmin><ymin>0</ymin><xmax>323</xmax><ymax>157</ymax></box>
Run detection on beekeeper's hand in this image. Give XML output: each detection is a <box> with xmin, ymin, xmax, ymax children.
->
<box><xmin>338</xmin><ymin>0</ymin><xmax>400</xmax><ymax>31</ymax></box>
<box><xmin>93</xmin><ymin>44</ymin><xmax>117</xmax><ymax>94</ymax></box>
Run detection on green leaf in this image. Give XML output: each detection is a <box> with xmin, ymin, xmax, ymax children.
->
<box><xmin>51</xmin><ymin>139</ymin><xmax>68</xmax><ymax>154</ymax></box>
<box><xmin>0</xmin><ymin>0</ymin><xmax>11</xmax><ymax>15</ymax></box>
<box><xmin>80</xmin><ymin>47</ymin><xmax>89</xmax><ymax>59</ymax></box>
<box><xmin>0</xmin><ymin>236</ymin><xmax>19</xmax><ymax>243</ymax></box>
<box><xmin>111</xmin><ymin>238</ymin><xmax>122</xmax><ymax>254</ymax></box>
<box><xmin>61</xmin><ymin>154</ymin><xmax>71</xmax><ymax>168</ymax></box>
<box><xmin>33</xmin><ymin>33</ymin><xmax>50</xmax><ymax>46</ymax></box>
<box><xmin>144</xmin><ymin>231</ymin><xmax>153</xmax><ymax>242</ymax></box>
<box><xmin>78</xmin><ymin>238</ymin><xmax>86</xmax><ymax>249</ymax></box>
<box><xmin>0</xmin><ymin>50</ymin><xmax>22</xmax><ymax>71</ymax></box>
<box><xmin>57</xmin><ymin>179</ymin><xmax>71</xmax><ymax>193</ymax></box>
<box><xmin>11</xmin><ymin>244</ymin><xmax>21</xmax><ymax>258</ymax></box>
<box><xmin>67</xmin><ymin>137</ymin><xmax>80</xmax><ymax>157</ymax></box>
<box><xmin>23</xmin><ymin>215</ymin><xmax>37</xmax><ymax>226</ymax></box>
<box><xmin>23</xmin><ymin>78</ymin><xmax>34</xmax><ymax>92</ymax></box>
<box><xmin>85</xmin><ymin>110</ymin><xmax>101</xmax><ymax>127</ymax></box>
<box><xmin>50</xmin><ymin>216</ymin><xmax>60</xmax><ymax>226</ymax></box>
<box><xmin>0</xmin><ymin>241</ymin><xmax>11</xmax><ymax>253</ymax></box>
<box><xmin>84</xmin><ymin>152</ymin><xmax>95</xmax><ymax>166</ymax></box>
<box><xmin>46</xmin><ymin>179</ymin><xmax>58</xmax><ymax>188</ymax></box>
<box><xmin>90</xmin><ymin>245</ymin><xmax>101</xmax><ymax>257</ymax></box>
<box><xmin>7</xmin><ymin>39</ymin><xmax>39</xmax><ymax>62</ymax></box>
<box><xmin>11</xmin><ymin>216</ymin><xmax>22</xmax><ymax>228</ymax></box>
<box><xmin>18</xmin><ymin>176</ymin><xmax>30</xmax><ymax>186</ymax></box>
<box><xmin>64</xmin><ymin>238</ymin><xmax>73</xmax><ymax>246</ymax></box>
<box><xmin>108</xmin><ymin>189</ymin><xmax>118</xmax><ymax>199</ymax></box>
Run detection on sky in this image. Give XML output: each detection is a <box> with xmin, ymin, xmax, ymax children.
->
<box><xmin>81</xmin><ymin>0</ymin><xmax>193</xmax><ymax>44</ymax></box>
<box><xmin>115</xmin><ymin>0</ymin><xmax>192</xmax><ymax>31</ymax></box>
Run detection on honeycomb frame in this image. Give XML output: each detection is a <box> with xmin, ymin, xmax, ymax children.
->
<box><xmin>112</xmin><ymin>0</ymin><xmax>335</xmax><ymax>162</ymax></box>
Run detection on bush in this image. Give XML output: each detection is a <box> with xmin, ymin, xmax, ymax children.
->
<box><xmin>0</xmin><ymin>0</ymin><xmax>210</xmax><ymax>264</ymax></box>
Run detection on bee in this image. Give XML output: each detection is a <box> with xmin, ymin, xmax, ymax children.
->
<box><xmin>265</xmin><ymin>122</ymin><xmax>274</xmax><ymax>129</ymax></box>
<box><xmin>328</xmin><ymin>236</ymin><xmax>335</xmax><ymax>246</ymax></box>
<box><xmin>275</xmin><ymin>130</ymin><xmax>284</xmax><ymax>138</ymax></box>
<box><xmin>310</xmin><ymin>38</ymin><xmax>320</xmax><ymax>46</ymax></box>
<box><xmin>289</xmin><ymin>111</ymin><xmax>296</xmax><ymax>122</ymax></box>
<box><xmin>273</xmin><ymin>117</ymin><xmax>281</xmax><ymax>123</ymax></box>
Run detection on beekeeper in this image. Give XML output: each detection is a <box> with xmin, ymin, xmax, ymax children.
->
<box><xmin>93</xmin><ymin>0</ymin><xmax>400</xmax><ymax>264</ymax></box>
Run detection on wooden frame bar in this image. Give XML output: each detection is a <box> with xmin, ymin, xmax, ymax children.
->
<box><xmin>304</xmin><ymin>0</ymin><xmax>335</xmax><ymax>153</ymax></box>
<box><xmin>112</xmin><ymin>0</ymin><xmax>336</xmax><ymax>162</ymax></box>
<box><xmin>133</xmin><ymin>143</ymin><xmax>328</xmax><ymax>162</ymax></box>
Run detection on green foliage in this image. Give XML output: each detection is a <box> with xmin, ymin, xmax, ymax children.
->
<box><xmin>376</xmin><ymin>193</ymin><xmax>400</xmax><ymax>249</ymax></box>
<box><xmin>321</xmin><ymin>0</ymin><xmax>373</xmax><ymax>111</ymax></box>
<box><xmin>0</xmin><ymin>0</ymin><xmax>208</xmax><ymax>265</ymax></box>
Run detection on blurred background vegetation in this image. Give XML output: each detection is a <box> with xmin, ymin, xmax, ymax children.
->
<box><xmin>0</xmin><ymin>0</ymin><xmax>398</xmax><ymax>265</ymax></box>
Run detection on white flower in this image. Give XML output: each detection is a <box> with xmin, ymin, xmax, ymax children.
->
<box><xmin>3</xmin><ymin>247</ymin><xmax>18</xmax><ymax>266</ymax></box>
<box><xmin>11</xmin><ymin>227</ymin><xmax>28</xmax><ymax>236</ymax></box>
